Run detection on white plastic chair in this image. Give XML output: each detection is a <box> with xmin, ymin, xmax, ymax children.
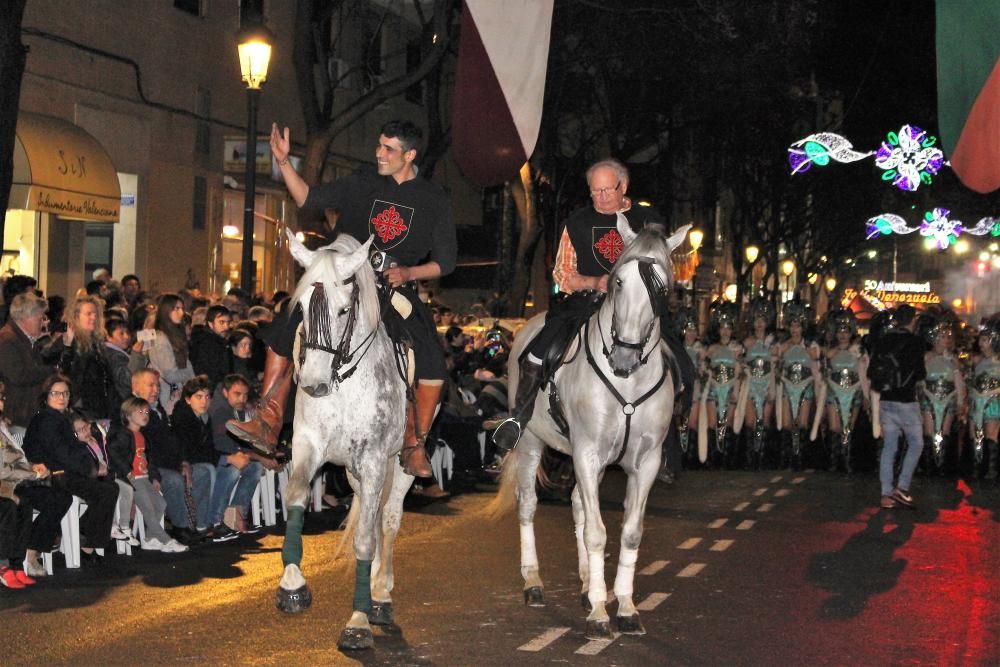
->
<box><xmin>430</xmin><ymin>440</ymin><xmax>455</xmax><ymax>490</ymax></box>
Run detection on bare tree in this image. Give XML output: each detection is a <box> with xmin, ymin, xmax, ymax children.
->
<box><xmin>0</xmin><ymin>0</ymin><xmax>29</xmax><ymax>241</ymax></box>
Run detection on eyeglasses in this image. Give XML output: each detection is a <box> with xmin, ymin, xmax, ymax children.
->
<box><xmin>590</xmin><ymin>181</ymin><xmax>621</xmax><ymax>197</ymax></box>
<box><xmin>48</xmin><ymin>390</ymin><xmax>70</xmax><ymax>398</ymax></box>
<box><xmin>135</xmin><ymin>409</ymin><xmax>150</xmax><ymax>415</ymax></box>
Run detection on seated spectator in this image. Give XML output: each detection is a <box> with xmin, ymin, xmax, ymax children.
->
<box><xmin>190</xmin><ymin>305</ymin><xmax>231</xmax><ymax>388</ymax></box>
<box><xmin>168</xmin><ymin>375</ymin><xmax>217</xmax><ymax>535</ymax></box>
<box><xmin>131</xmin><ymin>369</ymin><xmax>201</xmax><ymax>543</ymax></box>
<box><xmin>70</xmin><ymin>410</ymin><xmax>136</xmax><ymax>547</ymax></box>
<box><xmin>107</xmin><ymin>398</ymin><xmax>187</xmax><ymax>553</ymax></box>
<box><xmin>42</xmin><ymin>294</ymin><xmax>117</xmax><ymax>422</ymax></box>
<box><xmin>23</xmin><ymin>374</ymin><xmax>119</xmax><ymax>564</ymax></box>
<box><xmin>0</xmin><ymin>293</ymin><xmax>55</xmax><ymax>428</ymax></box>
<box><xmin>147</xmin><ymin>294</ymin><xmax>195</xmax><ymax>414</ymax></box>
<box><xmin>0</xmin><ymin>382</ymin><xmax>73</xmax><ymax>583</ymax></box>
<box><xmin>206</xmin><ymin>374</ymin><xmax>279</xmax><ymax>541</ymax></box>
<box><xmin>227</xmin><ymin>329</ymin><xmax>260</xmax><ymax>399</ymax></box>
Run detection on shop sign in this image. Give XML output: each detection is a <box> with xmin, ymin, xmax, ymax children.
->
<box><xmin>842</xmin><ymin>279</ymin><xmax>941</xmax><ymax>310</ymax></box>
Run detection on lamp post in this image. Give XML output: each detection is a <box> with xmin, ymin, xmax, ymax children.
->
<box><xmin>236</xmin><ymin>22</ymin><xmax>274</xmax><ymax>295</ymax></box>
<box><xmin>688</xmin><ymin>228</ymin><xmax>704</xmax><ymax>308</ymax></box>
<box><xmin>745</xmin><ymin>244</ymin><xmax>759</xmax><ymax>295</ymax></box>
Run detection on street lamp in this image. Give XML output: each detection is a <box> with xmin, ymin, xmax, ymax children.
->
<box><xmin>825</xmin><ymin>276</ymin><xmax>837</xmax><ymax>293</ymax></box>
<box><xmin>236</xmin><ymin>21</ymin><xmax>274</xmax><ymax>295</ymax></box>
<box><xmin>688</xmin><ymin>228</ymin><xmax>704</xmax><ymax>308</ymax></box>
<box><xmin>781</xmin><ymin>259</ymin><xmax>795</xmax><ymax>303</ymax></box>
<box><xmin>745</xmin><ymin>245</ymin><xmax>759</xmax><ymax>264</ymax></box>
<box><xmin>688</xmin><ymin>228</ymin><xmax>704</xmax><ymax>253</ymax></box>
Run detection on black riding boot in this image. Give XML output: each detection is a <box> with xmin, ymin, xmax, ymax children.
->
<box><xmin>827</xmin><ymin>431</ymin><xmax>840</xmax><ymax>473</ymax></box>
<box><xmin>491</xmin><ymin>360</ymin><xmax>545</xmax><ymax>452</ymax></box>
<box><xmin>842</xmin><ymin>431</ymin><xmax>853</xmax><ymax>474</ymax></box>
<box><xmin>779</xmin><ymin>430</ymin><xmax>792</xmax><ymax>470</ymax></box>
<box><xmin>987</xmin><ymin>440</ymin><xmax>999</xmax><ymax>480</ymax></box>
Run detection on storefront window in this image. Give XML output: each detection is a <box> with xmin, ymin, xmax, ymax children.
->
<box><xmin>2</xmin><ymin>209</ymin><xmax>39</xmax><ymax>279</ymax></box>
<box><xmin>216</xmin><ymin>189</ymin><xmax>294</xmax><ymax>297</ymax></box>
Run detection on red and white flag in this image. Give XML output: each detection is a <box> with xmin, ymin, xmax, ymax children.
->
<box><xmin>451</xmin><ymin>0</ymin><xmax>554</xmax><ymax>187</ymax></box>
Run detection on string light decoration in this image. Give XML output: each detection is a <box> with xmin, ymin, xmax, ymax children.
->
<box><xmin>874</xmin><ymin>125</ymin><xmax>946</xmax><ymax>192</ymax></box>
<box><xmin>788</xmin><ymin>132</ymin><xmax>874</xmax><ymax>174</ymax></box>
<box><xmin>865</xmin><ymin>211</ymin><xmax>1000</xmax><ymax>248</ymax></box>
<box><xmin>789</xmin><ymin>124</ymin><xmax>948</xmax><ymax>192</ymax></box>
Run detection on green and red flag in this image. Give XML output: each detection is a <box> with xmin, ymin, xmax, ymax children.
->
<box><xmin>936</xmin><ymin>3</ymin><xmax>1000</xmax><ymax>193</ymax></box>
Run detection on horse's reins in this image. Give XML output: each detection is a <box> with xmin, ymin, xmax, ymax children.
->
<box><xmin>586</xmin><ymin>255</ymin><xmax>671</xmax><ymax>465</ymax></box>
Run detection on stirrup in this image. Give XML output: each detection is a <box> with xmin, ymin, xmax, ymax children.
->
<box><xmin>491</xmin><ymin>417</ymin><xmax>522</xmax><ymax>452</ymax></box>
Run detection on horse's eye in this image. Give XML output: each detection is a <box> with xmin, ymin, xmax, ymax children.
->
<box><xmin>338</xmin><ymin>306</ymin><xmax>351</xmax><ymax>316</ymax></box>
<box><xmin>616</xmin><ymin>278</ymin><xmax>623</xmax><ymax>287</ymax></box>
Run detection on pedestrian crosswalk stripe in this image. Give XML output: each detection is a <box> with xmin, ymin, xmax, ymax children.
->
<box><xmin>710</xmin><ymin>539</ymin><xmax>734</xmax><ymax>552</ymax></box>
<box><xmin>770</xmin><ymin>475</ymin><xmax>783</xmax><ymax>483</ymax></box>
<box><xmin>575</xmin><ymin>634</ymin><xmax>620</xmax><ymax>655</ymax></box>
<box><xmin>733</xmin><ymin>501</ymin><xmax>750</xmax><ymax>511</ymax></box>
<box><xmin>639</xmin><ymin>560</ymin><xmax>669</xmax><ymax>575</ymax></box>
<box><xmin>708</xmin><ymin>518</ymin><xmax>728</xmax><ymax>528</ymax></box>
<box><xmin>636</xmin><ymin>592</ymin><xmax>671</xmax><ymax>611</ymax></box>
<box><xmin>757</xmin><ymin>503</ymin><xmax>775</xmax><ymax>512</ymax></box>
<box><xmin>752</xmin><ymin>487</ymin><xmax>768</xmax><ymax>496</ymax></box>
<box><xmin>792</xmin><ymin>476</ymin><xmax>806</xmax><ymax>484</ymax></box>
<box><xmin>775</xmin><ymin>488</ymin><xmax>791</xmax><ymax>497</ymax></box>
<box><xmin>677</xmin><ymin>563</ymin><xmax>706</xmax><ymax>578</ymax></box>
<box><xmin>518</xmin><ymin>627</ymin><xmax>571</xmax><ymax>652</ymax></box>
<box><xmin>736</xmin><ymin>520</ymin><xmax>756</xmax><ymax>530</ymax></box>
<box><xmin>678</xmin><ymin>537</ymin><xmax>702</xmax><ymax>550</ymax></box>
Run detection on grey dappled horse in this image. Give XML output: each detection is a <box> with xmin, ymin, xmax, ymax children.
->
<box><xmin>275</xmin><ymin>230</ymin><xmax>412</xmax><ymax>651</ymax></box>
<box><xmin>494</xmin><ymin>217</ymin><xmax>688</xmax><ymax>640</ymax></box>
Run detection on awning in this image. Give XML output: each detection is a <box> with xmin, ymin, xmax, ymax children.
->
<box><xmin>9</xmin><ymin>112</ymin><xmax>120</xmax><ymax>222</ymax></box>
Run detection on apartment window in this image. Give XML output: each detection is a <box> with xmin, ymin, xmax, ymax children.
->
<box><xmin>84</xmin><ymin>224</ymin><xmax>114</xmax><ymax>278</ymax></box>
<box><xmin>193</xmin><ymin>176</ymin><xmax>207</xmax><ymax>230</ymax></box>
<box><xmin>174</xmin><ymin>0</ymin><xmax>202</xmax><ymax>16</ymax></box>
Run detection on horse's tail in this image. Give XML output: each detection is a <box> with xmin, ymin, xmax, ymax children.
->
<box><xmin>332</xmin><ymin>492</ymin><xmax>361</xmax><ymax>561</ymax></box>
<box><xmin>485</xmin><ymin>448</ymin><xmax>520</xmax><ymax>520</ymax></box>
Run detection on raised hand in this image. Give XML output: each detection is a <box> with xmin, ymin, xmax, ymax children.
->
<box><xmin>270</xmin><ymin>123</ymin><xmax>291</xmax><ymax>164</ymax></box>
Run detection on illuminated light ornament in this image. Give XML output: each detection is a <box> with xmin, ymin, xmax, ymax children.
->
<box><xmin>919</xmin><ymin>207</ymin><xmax>963</xmax><ymax>250</ymax></box>
<box><xmin>874</xmin><ymin>125</ymin><xmax>946</xmax><ymax>192</ymax></box>
<box><xmin>962</xmin><ymin>217</ymin><xmax>1000</xmax><ymax>237</ymax></box>
<box><xmin>788</xmin><ymin>132</ymin><xmax>874</xmax><ymax>174</ymax></box>
<box><xmin>864</xmin><ymin>213</ymin><xmax>918</xmax><ymax>240</ymax></box>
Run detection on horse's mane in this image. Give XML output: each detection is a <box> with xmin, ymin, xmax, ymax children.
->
<box><xmin>609</xmin><ymin>227</ymin><xmax>675</xmax><ymax>296</ymax></box>
<box><xmin>291</xmin><ymin>234</ymin><xmax>381</xmax><ymax>333</ymax></box>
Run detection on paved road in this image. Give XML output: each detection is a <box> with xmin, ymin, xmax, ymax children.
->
<box><xmin>3</xmin><ymin>468</ymin><xmax>998</xmax><ymax>665</ymax></box>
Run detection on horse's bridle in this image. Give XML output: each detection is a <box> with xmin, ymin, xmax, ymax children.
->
<box><xmin>299</xmin><ymin>276</ymin><xmax>381</xmax><ymax>385</ymax></box>
<box><xmin>601</xmin><ymin>255</ymin><xmax>670</xmax><ymax>378</ymax></box>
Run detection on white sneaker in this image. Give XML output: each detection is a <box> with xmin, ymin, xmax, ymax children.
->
<box><xmin>111</xmin><ymin>525</ymin><xmax>131</xmax><ymax>540</ymax></box>
<box><xmin>142</xmin><ymin>537</ymin><xmax>165</xmax><ymax>551</ymax></box>
<box><xmin>24</xmin><ymin>558</ymin><xmax>47</xmax><ymax>577</ymax></box>
<box><xmin>128</xmin><ymin>536</ymin><xmax>140</xmax><ymax>547</ymax></box>
<box><xmin>162</xmin><ymin>539</ymin><xmax>189</xmax><ymax>553</ymax></box>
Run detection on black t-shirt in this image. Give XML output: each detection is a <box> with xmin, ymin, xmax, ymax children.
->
<box><xmin>303</xmin><ymin>166</ymin><xmax>457</xmax><ymax>276</ymax></box>
<box><xmin>564</xmin><ymin>204</ymin><xmax>665</xmax><ymax>276</ymax></box>
<box><xmin>869</xmin><ymin>330</ymin><xmax>926</xmax><ymax>403</ymax></box>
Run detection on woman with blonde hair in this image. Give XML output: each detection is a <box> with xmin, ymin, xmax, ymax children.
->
<box><xmin>42</xmin><ymin>294</ymin><xmax>117</xmax><ymax>422</ymax></box>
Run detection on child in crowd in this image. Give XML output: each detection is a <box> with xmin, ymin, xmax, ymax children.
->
<box><xmin>107</xmin><ymin>398</ymin><xmax>187</xmax><ymax>553</ymax></box>
<box><xmin>72</xmin><ymin>411</ymin><xmax>137</xmax><ymax>546</ymax></box>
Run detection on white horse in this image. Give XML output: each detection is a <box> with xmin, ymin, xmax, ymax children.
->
<box><xmin>275</xmin><ymin>230</ymin><xmax>413</xmax><ymax>651</ymax></box>
<box><xmin>494</xmin><ymin>218</ymin><xmax>688</xmax><ymax>639</ymax></box>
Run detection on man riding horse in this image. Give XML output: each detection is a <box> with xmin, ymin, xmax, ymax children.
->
<box><xmin>489</xmin><ymin>158</ymin><xmax>695</xmax><ymax>451</ymax></box>
<box><xmin>228</xmin><ymin>120</ymin><xmax>456</xmax><ymax>479</ymax></box>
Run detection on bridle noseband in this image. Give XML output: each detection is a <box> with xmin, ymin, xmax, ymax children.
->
<box><xmin>299</xmin><ymin>276</ymin><xmax>379</xmax><ymax>385</ymax></box>
<box><xmin>602</xmin><ymin>255</ymin><xmax>670</xmax><ymax>378</ymax></box>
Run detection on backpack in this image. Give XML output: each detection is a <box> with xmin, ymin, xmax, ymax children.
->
<box><xmin>868</xmin><ymin>338</ymin><xmax>914</xmax><ymax>393</ymax></box>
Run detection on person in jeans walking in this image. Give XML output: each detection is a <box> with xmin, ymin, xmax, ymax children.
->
<box><xmin>868</xmin><ymin>305</ymin><xmax>926</xmax><ymax>509</ymax></box>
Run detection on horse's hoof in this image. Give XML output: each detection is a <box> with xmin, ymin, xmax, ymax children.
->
<box><xmin>368</xmin><ymin>601</ymin><xmax>394</xmax><ymax>626</ymax></box>
<box><xmin>585</xmin><ymin>619</ymin><xmax>613</xmax><ymax>641</ymax></box>
<box><xmin>337</xmin><ymin>626</ymin><xmax>374</xmax><ymax>651</ymax></box>
<box><xmin>524</xmin><ymin>586</ymin><xmax>545</xmax><ymax>607</ymax></box>
<box><xmin>275</xmin><ymin>584</ymin><xmax>312</xmax><ymax>613</ymax></box>
<box><xmin>616</xmin><ymin>614</ymin><xmax>646</xmax><ymax>635</ymax></box>
<box><xmin>581</xmin><ymin>593</ymin><xmax>592</xmax><ymax>612</ymax></box>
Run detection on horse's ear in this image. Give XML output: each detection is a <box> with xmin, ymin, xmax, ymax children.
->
<box><xmin>667</xmin><ymin>224</ymin><xmax>692</xmax><ymax>253</ymax></box>
<box><xmin>336</xmin><ymin>235</ymin><xmax>375</xmax><ymax>276</ymax></box>
<box><xmin>617</xmin><ymin>212</ymin><xmax>638</xmax><ymax>245</ymax></box>
<box><xmin>286</xmin><ymin>228</ymin><xmax>316</xmax><ymax>268</ymax></box>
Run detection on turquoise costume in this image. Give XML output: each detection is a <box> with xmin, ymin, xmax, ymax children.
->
<box><xmin>778</xmin><ymin>340</ymin><xmax>815</xmax><ymax>465</ymax></box>
<box><xmin>969</xmin><ymin>357</ymin><xmax>1000</xmax><ymax>464</ymax></box>
<box><xmin>825</xmin><ymin>347</ymin><xmax>863</xmax><ymax>446</ymax></box>
<box><xmin>676</xmin><ymin>340</ymin><xmax>703</xmax><ymax>455</ymax></box>
<box><xmin>702</xmin><ymin>342</ymin><xmax>740</xmax><ymax>456</ymax></box>
<box><xmin>743</xmin><ymin>337</ymin><xmax>774</xmax><ymax>467</ymax></box>
<box><xmin>920</xmin><ymin>354</ymin><xmax>959</xmax><ymax>469</ymax></box>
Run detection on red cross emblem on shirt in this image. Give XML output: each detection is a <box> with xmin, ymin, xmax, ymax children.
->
<box><xmin>594</xmin><ymin>229</ymin><xmax>624</xmax><ymax>263</ymax></box>
<box><xmin>371</xmin><ymin>205</ymin><xmax>409</xmax><ymax>243</ymax></box>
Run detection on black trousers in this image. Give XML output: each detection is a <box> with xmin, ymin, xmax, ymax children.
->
<box><xmin>52</xmin><ymin>474</ymin><xmax>119</xmax><ymax>550</ymax></box>
<box><xmin>0</xmin><ymin>485</ymin><xmax>73</xmax><ymax>559</ymax></box>
<box><xmin>263</xmin><ymin>285</ymin><xmax>448</xmax><ymax>383</ymax></box>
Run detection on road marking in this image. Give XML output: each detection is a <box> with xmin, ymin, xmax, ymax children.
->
<box><xmin>792</xmin><ymin>476</ymin><xmax>806</xmax><ymax>484</ymax></box>
<box><xmin>575</xmin><ymin>634</ymin><xmax>620</xmax><ymax>656</ymax></box>
<box><xmin>677</xmin><ymin>563</ymin><xmax>706</xmax><ymax>578</ymax></box>
<box><xmin>752</xmin><ymin>487</ymin><xmax>768</xmax><ymax>496</ymax></box>
<box><xmin>770</xmin><ymin>475</ymin><xmax>783</xmax><ymax>483</ymax></box>
<box><xmin>678</xmin><ymin>538</ymin><xmax>702</xmax><ymax>550</ymax></box>
<box><xmin>757</xmin><ymin>503</ymin><xmax>775</xmax><ymax>512</ymax></box>
<box><xmin>639</xmin><ymin>560</ymin><xmax>669</xmax><ymax>576</ymax></box>
<box><xmin>733</xmin><ymin>501</ymin><xmax>750</xmax><ymax>511</ymax></box>
<box><xmin>708</xmin><ymin>518</ymin><xmax>728</xmax><ymax>528</ymax></box>
<box><xmin>775</xmin><ymin>488</ymin><xmax>791</xmax><ymax>497</ymax></box>
<box><xmin>636</xmin><ymin>592</ymin><xmax>671</xmax><ymax>611</ymax></box>
<box><xmin>736</xmin><ymin>520</ymin><xmax>756</xmax><ymax>530</ymax></box>
<box><xmin>518</xmin><ymin>627</ymin><xmax>571</xmax><ymax>652</ymax></box>
<box><xmin>710</xmin><ymin>539</ymin><xmax>734</xmax><ymax>552</ymax></box>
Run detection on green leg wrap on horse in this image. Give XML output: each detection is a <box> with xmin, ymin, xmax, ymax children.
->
<box><xmin>354</xmin><ymin>559</ymin><xmax>373</xmax><ymax>612</ymax></box>
<box><xmin>282</xmin><ymin>506</ymin><xmax>306</xmax><ymax>567</ymax></box>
